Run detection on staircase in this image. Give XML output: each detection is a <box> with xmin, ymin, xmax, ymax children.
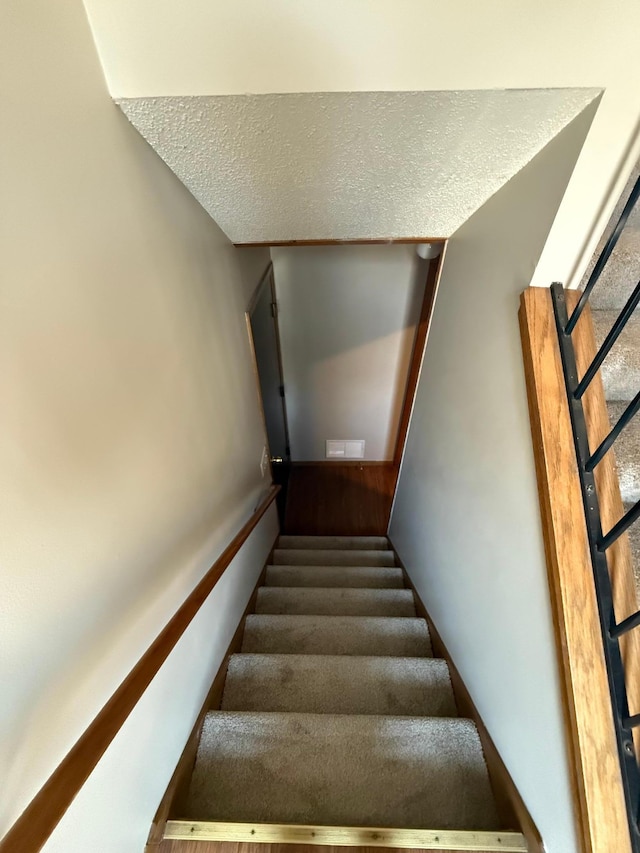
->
<box><xmin>171</xmin><ymin>535</ymin><xmax>528</xmax><ymax>852</ymax></box>
<box><xmin>581</xmin><ymin>163</ymin><xmax>640</xmax><ymax>587</ymax></box>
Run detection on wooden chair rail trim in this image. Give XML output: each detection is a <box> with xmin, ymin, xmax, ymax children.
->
<box><xmin>234</xmin><ymin>238</ymin><xmax>448</xmax><ymax>248</ymax></box>
<box><xmin>163</xmin><ymin>821</ymin><xmax>528</xmax><ymax>851</ymax></box>
<box><xmin>0</xmin><ymin>485</ymin><xmax>280</xmax><ymax>853</ymax></box>
<box><xmin>393</xmin><ymin>252</ymin><xmax>444</xmax><ymax>467</ymax></box>
<box><xmin>519</xmin><ymin>287</ymin><xmax>630</xmax><ymax>853</ymax></box>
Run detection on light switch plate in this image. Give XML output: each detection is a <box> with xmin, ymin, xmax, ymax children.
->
<box><xmin>345</xmin><ymin>440</ymin><xmax>365</xmax><ymax>459</ymax></box>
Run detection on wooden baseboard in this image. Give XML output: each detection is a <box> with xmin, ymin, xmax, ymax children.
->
<box><xmin>289</xmin><ymin>461</ymin><xmax>393</xmax><ymax>467</ymax></box>
<box><xmin>389</xmin><ymin>543</ymin><xmax>543</xmax><ymax>853</ymax></box>
<box><xmin>146</xmin><ymin>545</ymin><xmax>277</xmax><ymax>851</ymax></box>
<box><xmin>161</xmin><ymin>821</ymin><xmax>527</xmax><ymax>852</ymax></box>
<box><xmin>234</xmin><ymin>238</ymin><xmax>447</xmax><ymax>248</ymax></box>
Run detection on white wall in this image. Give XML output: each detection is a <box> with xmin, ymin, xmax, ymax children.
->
<box><xmin>272</xmin><ymin>246</ymin><xmax>423</xmax><ymax>461</ymax></box>
<box><xmin>0</xmin><ymin>1</ymin><xmax>273</xmax><ymax>850</ymax></box>
<box><xmin>82</xmin><ymin>0</ymin><xmax>640</xmax><ymax>287</ymax></box>
<box><xmin>389</xmin><ymin>103</ymin><xmax>600</xmax><ymax>853</ymax></box>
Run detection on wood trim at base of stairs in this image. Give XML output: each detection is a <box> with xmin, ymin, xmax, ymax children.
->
<box><xmin>390</xmin><ymin>547</ymin><xmax>542</xmax><ymax>853</ymax></box>
<box><xmin>519</xmin><ymin>287</ymin><xmax>632</xmax><ymax>853</ymax></box>
<box><xmin>160</xmin><ymin>822</ymin><xmax>527</xmax><ymax>851</ymax></box>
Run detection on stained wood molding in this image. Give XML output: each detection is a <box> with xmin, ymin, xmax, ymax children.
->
<box><xmin>0</xmin><ymin>486</ymin><xmax>280</xmax><ymax>853</ymax></box>
<box><xmin>161</xmin><ymin>821</ymin><xmax>527</xmax><ymax>852</ymax></box>
<box><xmin>284</xmin><ymin>463</ymin><xmax>397</xmax><ymax>536</ymax></box>
<box><xmin>393</xmin><ymin>252</ymin><xmax>444</xmax><ymax>466</ymax></box>
<box><xmin>234</xmin><ymin>238</ymin><xmax>448</xmax><ymax>248</ymax></box>
<box><xmin>289</xmin><ymin>461</ymin><xmax>391</xmax><ymax>467</ymax></box>
<box><xmin>519</xmin><ymin>286</ymin><xmax>631</xmax><ymax>853</ymax></box>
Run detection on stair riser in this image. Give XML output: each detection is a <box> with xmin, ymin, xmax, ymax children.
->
<box><xmin>265</xmin><ymin>565</ymin><xmax>405</xmax><ymax>589</ymax></box>
<box><xmin>256</xmin><ymin>588</ymin><xmax>416</xmax><ymax>617</ymax></box>
<box><xmin>242</xmin><ymin>615</ymin><xmax>433</xmax><ymax>657</ymax></box>
<box><xmin>222</xmin><ymin>654</ymin><xmax>456</xmax><ymax>716</ymax></box>
<box><xmin>277</xmin><ymin>536</ymin><xmax>389</xmax><ymax>551</ymax></box>
<box><xmin>273</xmin><ymin>549</ymin><xmax>396</xmax><ymax>567</ymax></box>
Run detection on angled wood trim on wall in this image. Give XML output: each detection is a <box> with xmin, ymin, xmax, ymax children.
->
<box><xmin>393</xmin><ymin>252</ymin><xmax>444</xmax><ymax>466</ymax></box>
<box><xmin>0</xmin><ymin>486</ymin><xmax>280</xmax><ymax>853</ymax></box>
<box><xmin>519</xmin><ymin>287</ymin><xmax>631</xmax><ymax>853</ymax></box>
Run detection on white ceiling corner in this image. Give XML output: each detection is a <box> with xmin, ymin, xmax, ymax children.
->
<box><xmin>117</xmin><ymin>89</ymin><xmax>599</xmax><ymax>243</ymax></box>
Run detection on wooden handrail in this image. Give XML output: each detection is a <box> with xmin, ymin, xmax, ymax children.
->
<box><xmin>0</xmin><ymin>485</ymin><xmax>280</xmax><ymax>853</ymax></box>
<box><xmin>519</xmin><ymin>288</ymin><xmax>630</xmax><ymax>853</ymax></box>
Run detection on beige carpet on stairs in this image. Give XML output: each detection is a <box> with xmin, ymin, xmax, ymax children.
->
<box><xmin>265</xmin><ymin>564</ymin><xmax>405</xmax><ymax>588</ymax></box>
<box><xmin>582</xmin><ymin>165</ymin><xmax>640</xmax><ymax>592</ymax></box>
<box><xmin>242</xmin><ymin>613</ymin><xmax>432</xmax><ymax>656</ymax></box>
<box><xmin>184</xmin><ymin>535</ymin><xmax>502</xmax><ymax>833</ymax></box>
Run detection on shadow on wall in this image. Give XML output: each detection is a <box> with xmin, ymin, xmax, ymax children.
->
<box><xmin>271</xmin><ymin>245</ymin><xmax>429</xmax><ymax>461</ymax></box>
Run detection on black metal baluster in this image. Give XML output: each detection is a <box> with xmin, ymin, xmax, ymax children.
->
<box><xmin>566</xmin><ymin>174</ymin><xmax>640</xmax><ymax>334</ymax></box>
<box><xmin>587</xmin><ymin>389</ymin><xmax>640</xmax><ymax>471</ymax></box>
<box><xmin>612</xmin><ymin>609</ymin><xmax>640</xmax><ymax>639</ymax></box>
<box><xmin>574</xmin><ymin>279</ymin><xmax>640</xmax><ymax>400</ymax></box>
<box><xmin>551</xmin><ymin>281</ymin><xmax>640</xmax><ymax>847</ymax></box>
<box><xmin>599</xmin><ymin>499</ymin><xmax>640</xmax><ymax>552</ymax></box>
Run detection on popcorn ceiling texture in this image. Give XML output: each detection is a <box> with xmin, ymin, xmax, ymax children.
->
<box><xmin>117</xmin><ymin>89</ymin><xmax>598</xmax><ymax>243</ymax></box>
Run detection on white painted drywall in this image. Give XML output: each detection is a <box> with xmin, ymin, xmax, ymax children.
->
<box><xmin>0</xmin><ymin>2</ymin><xmax>273</xmax><ymax>850</ymax></box>
<box><xmin>272</xmin><ymin>245</ymin><xmax>423</xmax><ymax>461</ymax></box>
<box><xmin>116</xmin><ymin>90</ymin><xmax>597</xmax><ymax>243</ymax></box>
<box><xmin>81</xmin><ymin>0</ymin><xmax>640</xmax><ymax>284</ymax></box>
<box><xmin>43</xmin><ymin>508</ymin><xmax>279</xmax><ymax>853</ymax></box>
<box><xmin>78</xmin><ymin>0</ymin><xmax>640</xmax><ymax>97</ymax></box>
<box><xmin>389</xmin><ymin>104</ymin><xmax>600</xmax><ymax>853</ymax></box>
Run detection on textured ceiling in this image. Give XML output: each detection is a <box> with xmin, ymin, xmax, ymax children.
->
<box><xmin>118</xmin><ymin>89</ymin><xmax>598</xmax><ymax>243</ymax></box>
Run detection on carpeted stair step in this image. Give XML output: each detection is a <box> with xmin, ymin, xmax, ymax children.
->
<box><xmin>222</xmin><ymin>654</ymin><xmax>457</xmax><ymax>716</ymax></box>
<box><xmin>185</xmin><ymin>712</ymin><xmax>499</xmax><ymax>830</ymax></box>
<box><xmin>607</xmin><ymin>402</ymin><xmax>640</xmax><ymax>503</ymax></box>
<box><xmin>273</xmin><ymin>548</ymin><xmax>395</xmax><ymax>566</ymax></box>
<box><xmin>265</xmin><ymin>564</ymin><xmax>404</xmax><ymax>589</ymax></box>
<box><xmin>242</xmin><ymin>614</ymin><xmax>432</xmax><ymax>656</ymax></box>
<box><xmin>592</xmin><ymin>310</ymin><xmax>640</xmax><ymax>401</ymax></box>
<box><xmin>277</xmin><ymin>535</ymin><xmax>389</xmax><ymax>550</ymax></box>
<box><xmin>255</xmin><ymin>587</ymin><xmax>416</xmax><ymax>617</ymax></box>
